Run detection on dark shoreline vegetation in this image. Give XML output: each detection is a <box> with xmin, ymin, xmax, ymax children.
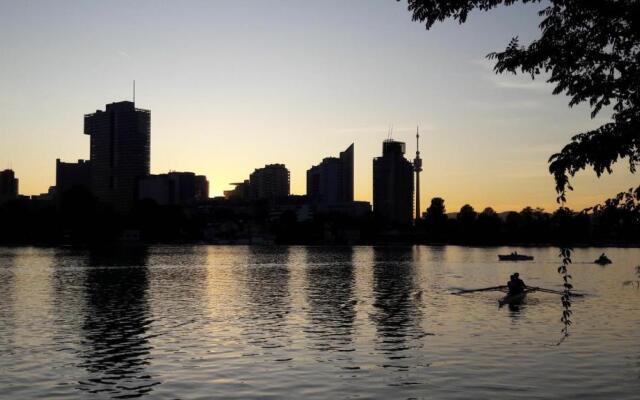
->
<box><xmin>1</xmin><ymin>188</ymin><xmax>638</xmax><ymax>247</ymax></box>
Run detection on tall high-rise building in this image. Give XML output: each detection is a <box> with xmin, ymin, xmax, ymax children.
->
<box><xmin>339</xmin><ymin>143</ymin><xmax>354</xmax><ymax>202</ymax></box>
<box><xmin>307</xmin><ymin>144</ymin><xmax>354</xmax><ymax>205</ymax></box>
<box><xmin>249</xmin><ymin>164</ymin><xmax>290</xmax><ymax>200</ymax></box>
<box><xmin>373</xmin><ymin>139</ymin><xmax>414</xmax><ymax>225</ymax></box>
<box><xmin>56</xmin><ymin>159</ymin><xmax>91</xmax><ymax>195</ymax></box>
<box><xmin>84</xmin><ymin>101</ymin><xmax>150</xmax><ymax>212</ymax></box>
<box><xmin>0</xmin><ymin>169</ymin><xmax>18</xmax><ymax>204</ymax></box>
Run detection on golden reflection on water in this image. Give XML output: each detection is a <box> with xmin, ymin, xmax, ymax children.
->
<box><xmin>0</xmin><ymin>245</ymin><xmax>639</xmax><ymax>399</ymax></box>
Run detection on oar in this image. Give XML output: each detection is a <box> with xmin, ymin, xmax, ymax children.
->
<box><xmin>529</xmin><ymin>287</ymin><xmax>586</xmax><ymax>297</ymax></box>
<box><xmin>453</xmin><ymin>285</ymin><xmax>507</xmax><ymax>295</ymax></box>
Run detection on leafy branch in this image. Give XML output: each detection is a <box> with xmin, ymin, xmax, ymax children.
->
<box><xmin>400</xmin><ymin>0</ymin><xmax>640</xmax><ymax>201</ymax></box>
<box><xmin>556</xmin><ymin>247</ymin><xmax>573</xmax><ymax>344</ymax></box>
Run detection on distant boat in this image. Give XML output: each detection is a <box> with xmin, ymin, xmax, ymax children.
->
<box><xmin>594</xmin><ymin>254</ymin><xmax>612</xmax><ymax>265</ymax></box>
<box><xmin>498</xmin><ymin>252</ymin><xmax>534</xmax><ymax>261</ymax></box>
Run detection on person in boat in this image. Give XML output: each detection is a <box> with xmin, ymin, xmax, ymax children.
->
<box><xmin>507</xmin><ymin>274</ymin><xmax>515</xmax><ymax>293</ymax></box>
<box><xmin>507</xmin><ymin>273</ymin><xmax>527</xmax><ymax>295</ymax></box>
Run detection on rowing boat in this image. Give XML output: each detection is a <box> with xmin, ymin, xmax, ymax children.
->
<box><xmin>498</xmin><ymin>290</ymin><xmax>527</xmax><ymax>307</ymax></box>
<box><xmin>498</xmin><ymin>254</ymin><xmax>534</xmax><ymax>261</ymax></box>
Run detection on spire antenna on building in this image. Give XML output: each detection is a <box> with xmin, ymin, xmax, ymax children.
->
<box><xmin>133</xmin><ymin>80</ymin><xmax>136</xmax><ymax>104</ymax></box>
<box><xmin>413</xmin><ymin>125</ymin><xmax>423</xmax><ymax>222</ymax></box>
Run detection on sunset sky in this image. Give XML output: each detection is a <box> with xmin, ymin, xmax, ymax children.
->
<box><xmin>1</xmin><ymin>0</ymin><xmax>636</xmax><ymax>212</ymax></box>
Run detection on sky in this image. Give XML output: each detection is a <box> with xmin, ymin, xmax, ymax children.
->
<box><xmin>0</xmin><ymin>0</ymin><xmax>636</xmax><ymax>212</ymax></box>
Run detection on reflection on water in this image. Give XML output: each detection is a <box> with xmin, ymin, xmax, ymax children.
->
<box><xmin>372</xmin><ymin>247</ymin><xmax>422</xmax><ymax>348</ymax></box>
<box><xmin>0</xmin><ymin>250</ymin><xmax>16</xmax><ymax>352</ymax></box>
<box><xmin>304</xmin><ymin>247</ymin><xmax>356</xmax><ymax>352</ymax></box>
<box><xmin>0</xmin><ymin>245</ymin><xmax>639</xmax><ymax>399</ymax></box>
<box><xmin>371</xmin><ymin>247</ymin><xmax>427</xmax><ymax>385</ymax></box>
<box><xmin>77</xmin><ymin>249</ymin><xmax>159</xmax><ymax>398</ymax></box>
<box><xmin>242</xmin><ymin>247</ymin><xmax>292</xmax><ymax>353</ymax></box>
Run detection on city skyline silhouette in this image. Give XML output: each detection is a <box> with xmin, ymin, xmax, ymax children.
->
<box><xmin>1</xmin><ymin>2</ymin><xmax>639</xmax><ymax>398</ymax></box>
<box><xmin>1</xmin><ymin>1</ymin><xmax>636</xmax><ymax>212</ymax></box>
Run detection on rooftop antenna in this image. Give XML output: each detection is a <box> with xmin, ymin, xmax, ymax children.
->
<box><xmin>133</xmin><ymin>80</ymin><xmax>136</xmax><ymax>104</ymax></box>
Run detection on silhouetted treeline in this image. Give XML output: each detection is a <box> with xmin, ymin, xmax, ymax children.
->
<box><xmin>416</xmin><ymin>196</ymin><xmax>639</xmax><ymax>245</ymax></box>
<box><xmin>0</xmin><ymin>189</ymin><xmax>638</xmax><ymax>246</ymax></box>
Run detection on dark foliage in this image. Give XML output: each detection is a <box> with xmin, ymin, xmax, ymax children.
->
<box><xmin>1</xmin><ymin>194</ymin><xmax>638</xmax><ymax>246</ymax></box>
<box><xmin>477</xmin><ymin>207</ymin><xmax>501</xmax><ymax>241</ymax></box>
<box><xmin>424</xmin><ymin>197</ymin><xmax>448</xmax><ymax>242</ymax></box>
<box><xmin>418</xmin><ymin>196</ymin><xmax>639</xmax><ymax>245</ymax></box>
<box><xmin>456</xmin><ymin>204</ymin><xmax>477</xmax><ymax>241</ymax></box>
<box><xmin>400</xmin><ymin>0</ymin><xmax>640</xmax><ymax>201</ymax></box>
<box><xmin>0</xmin><ymin>197</ymin><xmax>57</xmax><ymax>244</ymax></box>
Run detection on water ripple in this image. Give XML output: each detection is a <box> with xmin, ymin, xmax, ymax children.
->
<box><xmin>0</xmin><ymin>245</ymin><xmax>639</xmax><ymax>399</ymax></box>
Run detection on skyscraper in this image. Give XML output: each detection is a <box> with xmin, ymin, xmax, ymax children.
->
<box><xmin>84</xmin><ymin>101</ymin><xmax>150</xmax><ymax>212</ymax></box>
<box><xmin>249</xmin><ymin>164</ymin><xmax>290</xmax><ymax>200</ymax></box>
<box><xmin>373</xmin><ymin>139</ymin><xmax>414</xmax><ymax>225</ymax></box>
<box><xmin>307</xmin><ymin>144</ymin><xmax>354</xmax><ymax>205</ymax></box>
<box><xmin>0</xmin><ymin>169</ymin><xmax>18</xmax><ymax>204</ymax></box>
<box><xmin>339</xmin><ymin>143</ymin><xmax>354</xmax><ymax>202</ymax></box>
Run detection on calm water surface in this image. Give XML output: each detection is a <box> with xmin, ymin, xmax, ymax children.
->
<box><xmin>0</xmin><ymin>245</ymin><xmax>639</xmax><ymax>399</ymax></box>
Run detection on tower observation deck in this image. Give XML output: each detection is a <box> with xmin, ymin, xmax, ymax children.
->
<box><xmin>413</xmin><ymin>127</ymin><xmax>422</xmax><ymax>222</ymax></box>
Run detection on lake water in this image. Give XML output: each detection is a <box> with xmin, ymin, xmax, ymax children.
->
<box><xmin>0</xmin><ymin>245</ymin><xmax>638</xmax><ymax>399</ymax></box>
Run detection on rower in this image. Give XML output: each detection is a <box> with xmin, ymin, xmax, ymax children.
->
<box><xmin>507</xmin><ymin>273</ymin><xmax>527</xmax><ymax>295</ymax></box>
